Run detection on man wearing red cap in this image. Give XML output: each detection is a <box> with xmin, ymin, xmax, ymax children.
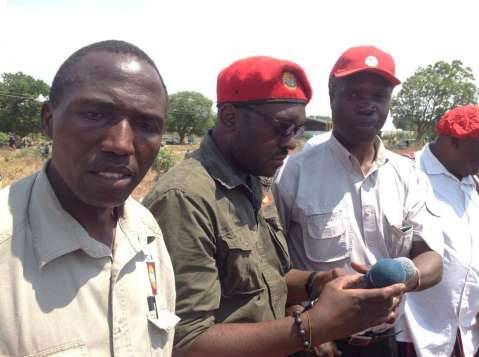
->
<box><xmin>143</xmin><ymin>56</ymin><xmax>405</xmax><ymax>356</ymax></box>
<box><xmin>274</xmin><ymin>46</ymin><xmax>443</xmax><ymax>356</ymax></box>
<box><xmin>396</xmin><ymin>105</ymin><xmax>479</xmax><ymax>357</ymax></box>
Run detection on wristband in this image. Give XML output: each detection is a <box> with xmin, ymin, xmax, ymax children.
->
<box><xmin>293</xmin><ymin>310</ymin><xmax>312</xmax><ymax>352</ymax></box>
<box><xmin>305</xmin><ymin>271</ymin><xmax>319</xmax><ymax>299</ymax></box>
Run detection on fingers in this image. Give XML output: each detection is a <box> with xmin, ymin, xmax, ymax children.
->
<box><xmin>331</xmin><ymin>267</ymin><xmax>348</xmax><ymax>278</ymax></box>
<box><xmin>331</xmin><ymin>273</ymin><xmax>364</xmax><ymax>289</ymax></box>
<box><xmin>392</xmin><ymin>296</ymin><xmax>402</xmax><ymax>311</ymax></box>
<box><xmin>383</xmin><ymin>283</ymin><xmax>407</xmax><ymax>297</ymax></box>
<box><xmin>315</xmin><ymin>342</ymin><xmax>341</xmax><ymax>357</ymax></box>
<box><xmin>285</xmin><ymin>304</ymin><xmax>304</xmax><ymax>316</ymax></box>
<box><xmin>350</xmin><ymin>261</ymin><xmax>369</xmax><ymax>274</ymax></box>
<box><xmin>384</xmin><ymin>307</ymin><xmax>401</xmax><ymax>324</ymax></box>
<box><xmin>361</xmin><ymin>283</ymin><xmax>406</xmax><ymax>301</ymax></box>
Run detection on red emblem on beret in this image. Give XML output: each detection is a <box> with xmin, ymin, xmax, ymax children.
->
<box><xmin>217</xmin><ymin>56</ymin><xmax>312</xmax><ymax>105</ymax></box>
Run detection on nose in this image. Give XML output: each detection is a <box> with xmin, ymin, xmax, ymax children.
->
<box><xmin>280</xmin><ymin>135</ymin><xmax>297</xmax><ymax>151</ymax></box>
<box><xmin>101</xmin><ymin>118</ymin><xmax>135</xmax><ymax>156</ymax></box>
<box><xmin>357</xmin><ymin>96</ymin><xmax>376</xmax><ymax>113</ymax></box>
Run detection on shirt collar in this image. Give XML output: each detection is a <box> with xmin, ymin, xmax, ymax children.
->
<box><xmin>199</xmin><ymin>131</ymin><xmax>262</xmax><ymax>205</ymax></box>
<box><xmin>29</xmin><ymin>164</ymin><xmax>157</xmax><ymax>270</ymax></box>
<box><xmin>420</xmin><ymin>144</ymin><xmax>475</xmax><ymax>186</ymax></box>
<box><xmin>327</xmin><ymin>134</ymin><xmax>388</xmax><ymax>175</ymax></box>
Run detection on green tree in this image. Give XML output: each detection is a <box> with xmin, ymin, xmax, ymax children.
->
<box><xmin>152</xmin><ymin>147</ymin><xmax>175</xmax><ymax>174</ymax></box>
<box><xmin>0</xmin><ymin>72</ymin><xmax>50</xmax><ymax>137</ymax></box>
<box><xmin>166</xmin><ymin>91</ymin><xmax>214</xmax><ymax>144</ymax></box>
<box><xmin>391</xmin><ymin>60</ymin><xmax>477</xmax><ymax>143</ymax></box>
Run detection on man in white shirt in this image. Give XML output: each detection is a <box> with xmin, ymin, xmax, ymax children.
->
<box><xmin>396</xmin><ymin>105</ymin><xmax>479</xmax><ymax>357</ymax></box>
<box><xmin>274</xmin><ymin>45</ymin><xmax>443</xmax><ymax>357</ymax></box>
<box><xmin>303</xmin><ymin>131</ymin><xmax>331</xmax><ymax>151</ymax></box>
<box><xmin>0</xmin><ymin>40</ymin><xmax>177</xmax><ymax>356</ymax></box>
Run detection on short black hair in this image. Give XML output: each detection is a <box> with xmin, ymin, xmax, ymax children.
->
<box><xmin>49</xmin><ymin>40</ymin><xmax>167</xmax><ymax>107</ymax></box>
<box><xmin>328</xmin><ymin>75</ymin><xmax>338</xmax><ymax>100</ymax></box>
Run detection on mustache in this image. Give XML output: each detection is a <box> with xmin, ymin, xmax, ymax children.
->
<box><xmin>89</xmin><ymin>160</ymin><xmax>135</xmax><ymax>176</ymax></box>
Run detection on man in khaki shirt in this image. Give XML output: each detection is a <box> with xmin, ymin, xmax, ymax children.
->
<box><xmin>274</xmin><ymin>46</ymin><xmax>443</xmax><ymax>356</ymax></box>
<box><xmin>0</xmin><ymin>40</ymin><xmax>177</xmax><ymax>356</ymax></box>
<box><xmin>144</xmin><ymin>56</ymin><xmax>405</xmax><ymax>357</ymax></box>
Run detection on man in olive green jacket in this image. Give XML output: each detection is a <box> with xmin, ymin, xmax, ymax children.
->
<box><xmin>144</xmin><ymin>56</ymin><xmax>405</xmax><ymax>357</ymax></box>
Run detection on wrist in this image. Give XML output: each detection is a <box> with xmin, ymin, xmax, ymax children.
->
<box><xmin>305</xmin><ymin>271</ymin><xmax>320</xmax><ymax>299</ymax></box>
<box><xmin>408</xmin><ymin>270</ymin><xmax>421</xmax><ymax>291</ymax></box>
<box><xmin>292</xmin><ymin>310</ymin><xmax>313</xmax><ymax>352</ymax></box>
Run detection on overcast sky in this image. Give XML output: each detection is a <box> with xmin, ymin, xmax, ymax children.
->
<box><xmin>0</xmin><ymin>0</ymin><xmax>477</xmax><ymax>121</ymax></box>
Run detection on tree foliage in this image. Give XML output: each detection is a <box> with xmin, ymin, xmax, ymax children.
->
<box><xmin>0</xmin><ymin>72</ymin><xmax>50</xmax><ymax>137</ymax></box>
<box><xmin>391</xmin><ymin>60</ymin><xmax>477</xmax><ymax>142</ymax></box>
<box><xmin>166</xmin><ymin>91</ymin><xmax>214</xmax><ymax>144</ymax></box>
<box><xmin>152</xmin><ymin>147</ymin><xmax>175</xmax><ymax>174</ymax></box>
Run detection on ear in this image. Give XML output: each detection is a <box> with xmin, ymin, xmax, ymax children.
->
<box><xmin>41</xmin><ymin>101</ymin><xmax>54</xmax><ymax>139</ymax></box>
<box><xmin>218</xmin><ymin>104</ymin><xmax>239</xmax><ymax>131</ymax></box>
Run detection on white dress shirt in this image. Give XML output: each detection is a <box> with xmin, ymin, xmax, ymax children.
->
<box><xmin>274</xmin><ymin>135</ymin><xmax>442</xmax><ymax>273</ymax></box>
<box><xmin>397</xmin><ymin>144</ymin><xmax>479</xmax><ymax>357</ymax></box>
<box><xmin>303</xmin><ymin>132</ymin><xmax>332</xmax><ymax>151</ymax></box>
<box><xmin>0</xmin><ymin>165</ymin><xmax>178</xmax><ymax>357</ymax></box>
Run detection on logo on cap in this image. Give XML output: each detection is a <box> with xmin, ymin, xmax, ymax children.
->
<box><xmin>365</xmin><ymin>55</ymin><xmax>378</xmax><ymax>67</ymax></box>
<box><xmin>282</xmin><ymin>72</ymin><xmax>297</xmax><ymax>89</ymax></box>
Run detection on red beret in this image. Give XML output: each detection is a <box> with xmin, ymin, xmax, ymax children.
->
<box><xmin>217</xmin><ymin>56</ymin><xmax>312</xmax><ymax>105</ymax></box>
<box><xmin>436</xmin><ymin>104</ymin><xmax>479</xmax><ymax>139</ymax></box>
<box><xmin>331</xmin><ymin>46</ymin><xmax>400</xmax><ymax>86</ymax></box>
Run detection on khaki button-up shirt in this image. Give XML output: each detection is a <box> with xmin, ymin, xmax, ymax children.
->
<box><xmin>143</xmin><ymin>133</ymin><xmax>291</xmax><ymax>355</ymax></box>
<box><xmin>0</xmin><ymin>165</ymin><xmax>177</xmax><ymax>357</ymax></box>
<box><xmin>274</xmin><ymin>135</ymin><xmax>443</xmax><ymax>272</ymax></box>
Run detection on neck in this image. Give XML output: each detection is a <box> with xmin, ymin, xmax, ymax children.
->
<box><xmin>333</xmin><ymin>132</ymin><xmax>377</xmax><ymax>175</ymax></box>
<box><xmin>46</xmin><ymin>162</ymin><xmax>118</xmax><ymax>247</ymax></box>
<box><xmin>211</xmin><ymin>128</ymin><xmax>249</xmax><ymax>181</ymax></box>
<box><xmin>429</xmin><ymin>140</ymin><xmax>464</xmax><ymax>180</ymax></box>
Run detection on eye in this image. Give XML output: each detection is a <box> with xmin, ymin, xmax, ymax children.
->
<box><xmin>345</xmin><ymin>91</ymin><xmax>359</xmax><ymax>100</ymax></box>
<box><xmin>137</xmin><ymin>116</ymin><xmax>162</xmax><ymax>133</ymax></box>
<box><xmin>373</xmin><ymin>93</ymin><xmax>388</xmax><ymax>102</ymax></box>
<box><xmin>79</xmin><ymin>111</ymin><xmax>107</xmax><ymax>120</ymax></box>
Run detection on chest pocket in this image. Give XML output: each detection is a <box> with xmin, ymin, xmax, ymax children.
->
<box><xmin>263</xmin><ymin>212</ymin><xmax>291</xmax><ymax>275</ymax></box>
<box><xmin>148</xmin><ymin>309</ymin><xmax>180</xmax><ymax>350</ymax></box>
<box><xmin>219</xmin><ymin>227</ymin><xmax>264</xmax><ymax>298</ymax></box>
<box><xmin>303</xmin><ymin>210</ymin><xmax>349</xmax><ymax>263</ymax></box>
<box><xmin>383</xmin><ymin>201</ymin><xmax>413</xmax><ymax>258</ymax></box>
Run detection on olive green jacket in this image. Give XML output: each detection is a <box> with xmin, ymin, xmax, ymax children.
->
<box><xmin>143</xmin><ymin>133</ymin><xmax>291</xmax><ymax>354</ymax></box>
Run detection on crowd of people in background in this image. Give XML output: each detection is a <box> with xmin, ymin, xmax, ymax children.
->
<box><xmin>0</xmin><ymin>40</ymin><xmax>478</xmax><ymax>357</ymax></box>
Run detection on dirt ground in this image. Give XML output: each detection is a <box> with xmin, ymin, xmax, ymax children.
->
<box><xmin>0</xmin><ymin>144</ymin><xmax>197</xmax><ymax>200</ymax></box>
<box><xmin>0</xmin><ymin>140</ymin><xmax>416</xmax><ymax>196</ymax></box>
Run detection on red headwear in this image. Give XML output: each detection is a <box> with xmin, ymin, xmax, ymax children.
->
<box><xmin>330</xmin><ymin>46</ymin><xmax>400</xmax><ymax>86</ymax></box>
<box><xmin>436</xmin><ymin>104</ymin><xmax>479</xmax><ymax>139</ymax></box>
<box><xmin>217</xmin><ymin>56</ymin><xmax>312</xmax><ymax>105</ymax></box>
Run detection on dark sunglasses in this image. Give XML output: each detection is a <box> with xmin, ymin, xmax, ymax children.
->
<box><xmin>239</xmin><ymin>105</ymin><xmax>305</xmax><ymax>139</ymax></box>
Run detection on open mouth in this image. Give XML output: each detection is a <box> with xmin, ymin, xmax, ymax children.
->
<box><xmin>95</xmin><ymin>171</ymin><xmax>131</xmax><ymax>180</ymax></box>
<box><xmin>88</xmin><ymin>166</ymin><xmax>134</xmax><ymax>188</ymax></box>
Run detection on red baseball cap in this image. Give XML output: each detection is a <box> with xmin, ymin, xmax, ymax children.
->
<box><xmin>217</xmin><ymin>56</ymin><xmax>312</xmax><ymax>105</ymax></box>
<box><xmin>436</xmin><ymin>104</ymin><xmax>479</xmax><ymax>138</ymax></box>
<box><xmin>330</xmin><ymin>46</ymin><xmax>400</xmax><ymax>86</ymax></box>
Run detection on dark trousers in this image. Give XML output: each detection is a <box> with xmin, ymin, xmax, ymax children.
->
<box><xmin>335</xmin><ymin>334</ymin><xmax>398</xmax><ymax>357</ymax></box>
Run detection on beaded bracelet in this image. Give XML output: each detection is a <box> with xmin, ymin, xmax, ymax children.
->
<box><xmin>292</xmin><ymin>310</ymin><xmax>312</xmax><ymax>352</ymax></box>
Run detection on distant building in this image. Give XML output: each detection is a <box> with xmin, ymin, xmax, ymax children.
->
<box><xmin>304</xmin><ymin>115</ymin><xmax>332</xmax><ymax>132</ymax></box>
